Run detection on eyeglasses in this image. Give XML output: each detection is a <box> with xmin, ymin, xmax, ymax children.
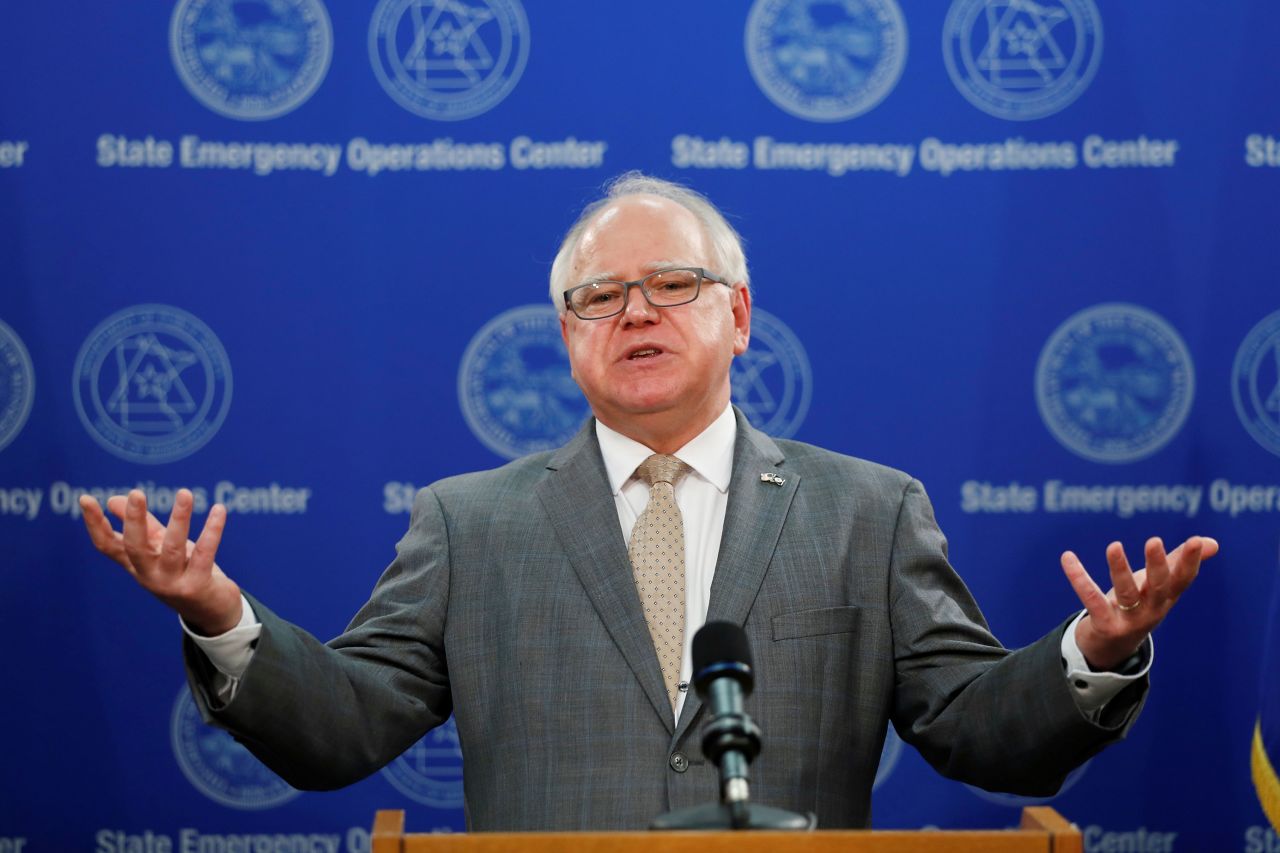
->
<box><xmin>563</xmin><ymin>267</ymin><xmax>730</xmax><ymax>320</ymax></box>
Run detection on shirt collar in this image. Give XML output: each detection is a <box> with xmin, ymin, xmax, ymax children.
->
<box><xmin>596</xmin><ymin>404</ymin><xmax>736</xmax><ymax>496</ymax></box>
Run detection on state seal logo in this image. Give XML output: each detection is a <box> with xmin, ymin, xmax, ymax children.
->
<box><xmin>943</xmin><ymin>0</ymin><xmax>1102</xmax><ymax>120</ymax></box>
<box><xmin>170</xmin><ymin>0</ymin><xmax>333</xmax><ymax>121</ymax></box>
<box><xmin>73</xmin><ymin>305</ymin><xmax>232</xmax><ymax>464</ymax></box>
<box><xmin>170</xmin><ymin>687</ymin><xmax>299</xmax><ymax>809</ymax></box>
<box><xmin>744</xmin><ymin>0</ymin><xmax>908</xmax><ymax>123</ymax></box>
<box><xmin>1232</xmin><ymin>309</ymin><xmax>1280</xmax><ymax>457</ymax></box>
<box><xmin>369</xmin><ymin>0</ymin><xmax>530</xmax><ymax>121</ymax></box>
<box><xmin>0</xmin><ymin>319</ymin><xmax>35</xmax><ymax>454</ymax></box>
<box><xmin>1036</xmin><ymin>304</ymin><xmax>1194</xmax><ymax>464</ymax></box>
<box><xmin>380</xmin><ymin>716</ymin><xmax>465</xmax><ymax>809</ymax></box>
<box><xmin>458</xmin><ymin>305</ymin><xmax>590</xmax><ymax>460</ymax></box>
<box><xmin>732</xmin><ymin>308</ymin><xmax>812</xmax><ymax>439</ymax></box>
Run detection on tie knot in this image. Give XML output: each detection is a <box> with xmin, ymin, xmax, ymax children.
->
<box><xmin>634</xmin><ymin>453</ymin><xmax>691</xmax><ymax>487</ymax></box>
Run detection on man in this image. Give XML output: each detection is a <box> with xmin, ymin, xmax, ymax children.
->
<box><xmin>80</xmin><ymin>173</ymin><xmax>1214</xmax><ymax>830</ymax></box>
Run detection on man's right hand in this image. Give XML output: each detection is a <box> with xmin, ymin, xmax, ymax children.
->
<box><xmin>80</xmin><ymin>488</ymin><xmax>242</xmax><ymax>636</ymax></box>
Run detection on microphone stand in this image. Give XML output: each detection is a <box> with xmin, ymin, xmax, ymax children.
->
<box><xmin>652</xmin><ymin>662</ymin><xmax>814</xmax><ymax>830</ymax></box>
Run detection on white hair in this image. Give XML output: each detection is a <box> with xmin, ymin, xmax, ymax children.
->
<box><xmin>548</xmin><ymin>172</ymin><xmax>750</xmax><ymax>311</ymax></box>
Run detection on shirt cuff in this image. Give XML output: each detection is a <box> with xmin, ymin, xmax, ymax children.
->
<box><xmin>1060</xmin><ymin>611</ymin><xmax>1153</xmax><ymax>717</ymax></box>
<box><xmin>181</xmin><ymin>593</ymin><xmax>261</xmax><ymax>681</ymax></box>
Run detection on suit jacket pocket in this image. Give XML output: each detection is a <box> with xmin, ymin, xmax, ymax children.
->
<box><xmin>771</xmin><ymin>605</ymin><xmax>862</xmax><ymax>641</ymax></box>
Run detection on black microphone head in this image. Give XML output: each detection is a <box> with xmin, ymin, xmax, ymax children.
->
<box><xmin>692</xmin><ymin>621</ymin><xmax>754</xmax><ymax>694</ymax></box>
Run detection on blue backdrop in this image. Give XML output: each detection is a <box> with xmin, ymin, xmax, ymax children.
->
<box><xmin>2</xmin><ymin>2</ymin><xmax>1278</xmax><ymax>850</ymax></box>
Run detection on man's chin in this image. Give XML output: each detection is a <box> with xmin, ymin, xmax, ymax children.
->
<box><xmin>597</xmin><ymin>392</ymin><xmax>686</xmax><ymax>422</ymax></box>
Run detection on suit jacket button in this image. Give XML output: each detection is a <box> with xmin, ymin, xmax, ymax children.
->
<box><xmin>669</xmin><ymin>752</ymin><xmax>689</xmax><ymax>773</ymax></box>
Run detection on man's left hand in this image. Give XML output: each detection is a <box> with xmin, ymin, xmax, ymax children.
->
<box><xmin>1061</xmin><ymin>536</ymin><xmax>1219</xmax><ymax>671</ymax></box>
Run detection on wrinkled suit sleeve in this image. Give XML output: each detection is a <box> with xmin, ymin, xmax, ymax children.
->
<box><xmin>889</xmin><ymin>479</ymin><xmax>1147</xmax><ymax>796</ymax></box>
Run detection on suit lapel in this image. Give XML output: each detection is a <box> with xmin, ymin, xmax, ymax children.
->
<box><xmin>675</xmin><ymin>410</ymin><xmax>799</xmax><ymax>740</ymax></box>
<box><xmin>536</xmin><ymin>421</ymin><xmax>676</xmax><ymax>732</ymax></box>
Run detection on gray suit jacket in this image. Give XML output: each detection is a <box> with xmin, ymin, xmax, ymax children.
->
<box><xmin>187</xmin><ymin>411</ymin><xmax>1146</xmax><ymax>829</ymax></box>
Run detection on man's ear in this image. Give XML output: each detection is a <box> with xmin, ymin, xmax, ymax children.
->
<box><xmin>559</xmin><ymin>311</ymin><xmax>578</xmax><ymax>381</ymax></box>
<box><xmin>731</xmin><ymin>283</ymin><xmax>752</xmax><ymax>356</ymax></box>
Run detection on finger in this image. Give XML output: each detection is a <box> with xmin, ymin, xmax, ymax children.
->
<box><xmin>1106</xmin><ymin>541</ymin><xmax>1142</xmax><ymax>607</ymax></box>
<box><xmin>1169</xmin><ymin>536</ymin><xmax>1205</xmax><ymax>594</ymax></box>
<box><xmin>121</xmin><ymin>490</ymin><xmax>158</xmax><ymax>575</ymax></box>
<box><xmin>1061</xmin><ymin>550</ymin><xmax>1111</xmax><ymax>622</ymax></box>
<box><xmin>188</xmin><ymin>504</ymin><xmax>228</xmax><ymax>576</ymax></box>
<box><xmin>160</xmin><ymin>489</ymin><xmax>195</xmax><ymax>571</ymax></box>
<box><xmin>107</xmin><ymin>493</ymin><xmax>168</xmax><ymax>544</ymax></box>
<box><xmin>1144</xmin><ymin>536</ymin><xmax>1171</xmax><ymax>594</ymax></box>
<box><xmin>79</xmin><ymin>496</ymin><xmax>133</xmax><ymax>570</ymax></box>
<box><xmin>105</xmin><ymin>494</ymin><xmax>128</xmax><ymax>520</ymax></box>
<box><xmin>79</xmin><ymin>495</ymin><xmax>113</xmax><ymax>546</ymax></box>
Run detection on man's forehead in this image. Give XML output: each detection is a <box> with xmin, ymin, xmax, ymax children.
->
<box><xmin>579</xmin><ymin>259</ymin><xmax>702</xmax><ymax>282</ymax></box>
<box><xmin>590</xmin><ymin>193</ymin><xmax>691</xmax><ymax>226</ymax></box>
<box><xmin>570</xmin><ymin>195</ymin><xmax>710</xmax><ymax>278</ymax></box>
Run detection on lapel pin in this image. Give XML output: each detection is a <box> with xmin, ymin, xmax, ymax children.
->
<box><xmin>760</xmin><ymin>472</ymin><xmax>785</xmax><ymax>486</ymax></box>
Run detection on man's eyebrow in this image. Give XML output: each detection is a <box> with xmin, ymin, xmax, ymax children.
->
<box><xmin>646</xmin><ymin>260</ymin><xmax>695</xmax><ymax>272</ymax></box>
<box><xmin>576</xmin><ymin>261</ymin><xmax>698</xmax><ymax>285</ymax></box>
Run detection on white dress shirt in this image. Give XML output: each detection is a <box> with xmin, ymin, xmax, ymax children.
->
<box><xmin>190</xmin><ymin>403</ymin><xmax>1146</xmax><ymax>717</ymax></box>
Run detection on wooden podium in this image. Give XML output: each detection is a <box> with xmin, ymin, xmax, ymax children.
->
<box><xmin>371</xmin><ymin>807</ymin><xmax>1082</xmax><ymax>853</ymax></box>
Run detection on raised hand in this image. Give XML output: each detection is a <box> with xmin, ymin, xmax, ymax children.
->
<box><xmin>80</xmin><ymin>488</ymin><xmax>242</xmax><ymax>636</ymax></box>
<box><xmin>1060</xmin><ymin>536</ymin><xmax>1218</xmax><ymax>671</ymax></box>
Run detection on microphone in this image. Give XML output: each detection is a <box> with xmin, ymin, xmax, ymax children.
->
<box><xmin>692</xmin><ymin>621</ymin><xmax>762</xmax><ymax>823</ymax></box>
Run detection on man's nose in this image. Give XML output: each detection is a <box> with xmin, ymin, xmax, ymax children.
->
<box><xmin>620</xmin><ymin>283</ymin><xmax>659</xmax><ymax>324</ymax></box>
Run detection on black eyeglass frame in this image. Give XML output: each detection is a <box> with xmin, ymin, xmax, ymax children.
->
<box><xmin>562</xmin><ymin>267</ymin><xmax>731</xmax><ymax>320</ymax></box>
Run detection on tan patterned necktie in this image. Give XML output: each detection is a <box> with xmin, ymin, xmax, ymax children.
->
<box><xmin>629</xmin><ymin>453</ymin><xmax>692</xmax><ymax>712</ymax></box>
